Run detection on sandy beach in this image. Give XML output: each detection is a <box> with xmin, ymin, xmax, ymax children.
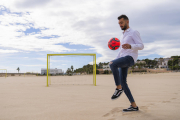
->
<box><xmin>0</xmin><ymin>72</ymin><xmax>180</xmax><ymax>120</ymax></box>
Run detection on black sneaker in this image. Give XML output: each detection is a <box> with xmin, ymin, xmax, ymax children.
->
<box><xmin>123</xmin><ymin>105</ymin><xmax>139</xmax><ymax>112</ymax></box>
<box><xmin>111</xmin><ymin>88</ymin><xmax>123</xmax><ymax>100</ymax></box>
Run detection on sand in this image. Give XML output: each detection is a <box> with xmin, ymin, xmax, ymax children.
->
<box><xmin>0</xmin><ymin>72</ymin><xmax>180</xmax><ymax>120</ymax></box>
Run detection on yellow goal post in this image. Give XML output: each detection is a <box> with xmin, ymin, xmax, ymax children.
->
<box><xmin>0</xmin><ymin>69</ymin><xmax>7</xmax><ymax>78</ymax></box>
<box><xmin>47</xmin><ymin>53</ymin><xmax>96</xmax><ymax>87</ymax></box>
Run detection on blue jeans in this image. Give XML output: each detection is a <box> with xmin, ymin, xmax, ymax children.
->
<box><xmin>109</xmin><ymin>55</ymin><xmax>135</xmax><ymax>103</ymax></box>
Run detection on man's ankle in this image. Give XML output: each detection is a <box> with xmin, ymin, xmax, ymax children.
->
<box><xmin>131</xmin><ymin>102</ymin><xmax>137</xmax><ymax>108</ymax></box>
<box><xmin>117</xmin><ymin>88</ymin><xmax>122</xmax><ymax>90</ymax></box>
<box><xmin>117</xmin><ymin>85</ymin><xmax>122</xmax><ymax>90</ymax></box>
<box><xmin>132</xmin><ymin>105</ymin><xmax>137</xmax><ymax>108</ymax></box>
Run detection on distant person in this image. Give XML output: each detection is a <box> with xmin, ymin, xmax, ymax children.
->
<box><xmin>109</xmin><ymin>14</ymin><xmax>144</xmax><ymax>112</ymax></box>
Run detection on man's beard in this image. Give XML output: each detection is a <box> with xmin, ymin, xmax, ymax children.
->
<box><xmin>121</xmin><ymin>24</ymin><xmax>127</xmax><ymax>30</ymax></box>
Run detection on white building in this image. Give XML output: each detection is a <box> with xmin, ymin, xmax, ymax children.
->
<box><xmin>136</xmin><ymin>61</ymin><xmax>146</xmax><ymax>64</ymax></box>
<box><xmin>159</xmin><ymin>61</ymin><xmax>168</xmax><ymax>68</ymax></box>
<box><xmin>102</xmin><ymin>65</ymin><xmax>111</xmax><ymax>71</ymax></box>
<box><xmin>158</xmin><ymin>58</ymin><xmax>172</xmax><ymax>68</ymax></box>
<box><xmin>41</xmin><ymin>68</ymin><xmax>63</xmax><ymax>75</ymax></box>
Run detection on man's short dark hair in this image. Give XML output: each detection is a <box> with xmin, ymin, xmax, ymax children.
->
<box><xmin>118</xmin><ymin>15</ymin><xmax>129</xmax><ymax>20</ymax></box>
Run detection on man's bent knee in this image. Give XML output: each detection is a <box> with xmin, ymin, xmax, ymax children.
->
<box><xmin>109</xmin><ymin>61</ymin><xmax>113</xmax><ymax>68</ymax></box>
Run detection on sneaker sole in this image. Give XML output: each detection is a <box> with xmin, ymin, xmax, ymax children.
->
<box><xmin>111</xmin><ymin>97</ymin><xmax>120</xmax><ymax>100</ymax></box>
<box><xmin>122</xmin><ymin>110</ymin><xmax>139</xmax><ymax>112</ymax></box>
<box><xmin>111</xmin><ymin>92</ymin><xmax>123</xmax><ymax>100</ymax></box>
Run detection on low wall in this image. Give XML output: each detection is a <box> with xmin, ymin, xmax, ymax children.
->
<box><xmin>147</xmin><ymin>68</ymin><xmax>169</xmax><ymax>73</ymax></box>
<box><xmin>0</xmin><ymin>73</ymin><xmax>40</xmax><ymax>77</ymax></box>
<box><xmin>129</xmin><ymin>68</ymin><xmax>169</xmax><ymax>73</ymax></box>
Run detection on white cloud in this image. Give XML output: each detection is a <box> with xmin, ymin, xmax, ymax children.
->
<box><xmin>139</xmin><ymin>39</ymin><xmax>180</xmax><ymax>58</ymax></box>
<box><xmin>22</xmin><ymin>64</ymin><xmax>46</xmax><ymax>67</ymax></box>
<box><xmin>35</xmin><ymin>57</ymin><xmax>70</xmax><ymax>63</ymax></box>
<box><xmin>0</xmin><ymin>0</ymin><xmax>180</xmax><ymax>66</ymax></box>
<box><xmin>0</xmin><ymin>49</ymin><xmax>19</xmax><ymax>53</ymax></box>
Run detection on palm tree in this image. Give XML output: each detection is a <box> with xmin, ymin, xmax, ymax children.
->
<box><xmin>66</xmin><ymin>68</ymin><xmax>72</xmax><ymax>75</ymax></box>
<box><xmin>71</xmin><ymin>65</ymin><xmax>74</xmax><ymax>72</ymax></box>
<box><xmin>17</xmin><ymin>67</ymin><xmax>20</xmax><ymax>73</ymax></box>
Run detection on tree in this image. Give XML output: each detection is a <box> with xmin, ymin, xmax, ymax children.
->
<box><xmin>171</xmin><ymin>56</ymin><xmax>180</xmax><ymax>58</ymax></box>
<box><xmin>135</xmin><ymin>63</ymin><xmax>141</xmax><ymax>69</ymax></box>
<box><xmin>142</xmin><ymin>63</ymin><xmax>146</xmax><ymax>68</ymax></box>
<box><xmin>168</xmin><ymin>60</ymin><xmax>173</xmax><ymax>70</ymax></box>
<box><xmin>99</xmin><ymin>62</ymin><xmax>103</xmax><ymax>69</ymax></box>
<box><xmin>86</xmin><ymin>64</ymin><xmax>91</xmax><ymax>74</ymax></box>
<box><xmin>89</xmin><ymin>65</ymin><xmax>93</xmax><ymax>74</ymax></box>
<box><xmin>104</xmin><ymin>70</ymin><xmax>109</xmax><ymax>74</ymax></box>
<box><xmin>139</xmin><ymin>62</ymin><xmax>143</xmax><ymax>68</ymax></box>
<box><xmin>83</xmin><ymin>65</ymin><xmax>87</xmax><ymax>74</ymax></box>
<box><xmin>74</xmin><ymin>68</ymin><xmax>84</xmax><ymax>73</ymax></box>
<box><xmin>96</xmin><ymin>64</ymin><xmax>98</xmax><ymax>69</ymax></box>
<box><xmin>103</xmin><ymin>62</ymin><xmax>109</xmax><ymax>65</ymax></box>
<box><xmin>17</xmin><ymin>67</ymin><xmax>20</xmax><ymax>73</ymax></box>
<box><xmin>131</xmin><ymin>64</ymin><xmax>135</xmax><ymax>70</ymax></box>
<box><xmin>143</xmin><ymin>58</ymin><xmax>158</xmax><ymax>68</ymax></box>
<box><xmin>168</xmin><ymin>57</ymin><xmax>179</xmax><ymax>70</ymax></box>
<box><xmin>174</xmin><ymin>64</ymin><xmax>179</xmax><ymax>71</ymax></box>
<box><xmin>66</xmin><ymin>68</ymin><xmax>72</xmax><ymax>75</ymax></box>
<box><xmin>96</xmin><ymin>70</ymin><xmax>99</xmax><ymax>74</ymax></box>
<box><xmin>152</xmin><ymin>60</ymin><xmax>158</xmax><ymax>68</ymax></box>
<box><xmin>71</xmin><ymin>65</ymin><xmax>74</xmax><ymax>72</ymax></box>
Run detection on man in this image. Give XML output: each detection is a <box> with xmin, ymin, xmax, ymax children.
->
<box><xmin>109</xmin><ymin>14</ymin><xmax>144</xmax><ymax>112</ymax></box>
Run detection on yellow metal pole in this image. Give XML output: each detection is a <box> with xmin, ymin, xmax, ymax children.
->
<box><xmin>49</xmin><ymin>56</ymin><xmax>51</xmax><ymax>85</ymax></box>
<box><xmin>49</xmin><ymin>56</ymin><xmax>50</xmax><ymax>85</ymax></box>
<box><xmin>6</xmin><ymin>69</ymin><xmax>7</xmax><ymax>77</ymax></box>
<box><xmin>93</xmin><ymin>54</ymin><xmax>96</xmax><ymax>86</ymax></box>
<box><xmin>47</xmin><ymin>54</ymin><xmax>49</xmax><ymax>87</ymax></box>
<box><xmin>94</xmin><ymin>54</ymin><xmax>96</xmax><ymax>86</ymax></box>
<box><xmin>93</xmin><ymin>55</ymin><xmax>94</xmax><ymax>85</ymax></box>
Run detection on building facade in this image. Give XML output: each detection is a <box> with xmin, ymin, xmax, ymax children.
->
<box><xmin>102</xmin><ymin>64</ymin><xmax>111</xmax><ymax>71</ymax></box>
<box><xmin>156</xmin><ymin>58</ymin><xmax>173</xmax><ymax>68</ymax></box>
<box><xmin>41</xmin><ymin>68</ymin><xmax>63</xmax><ymax>75</ymax></box>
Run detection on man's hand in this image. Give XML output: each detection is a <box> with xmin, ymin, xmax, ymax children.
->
<box><xmin>122</xmin><ymin>44</ymin><xmax>131</xmax><ymax>49</ymax></box>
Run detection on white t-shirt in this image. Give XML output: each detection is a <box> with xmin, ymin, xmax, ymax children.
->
<box><xmin>116</xmin><ymin>28</ymin><xmax>144</xmax><ymax>63</ymax></box>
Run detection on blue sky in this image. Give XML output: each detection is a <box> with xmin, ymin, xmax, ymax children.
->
<box><xmin>0</xmin><ymin>0</ymin><xmax>180</xmax><ymax>73</ymax></box>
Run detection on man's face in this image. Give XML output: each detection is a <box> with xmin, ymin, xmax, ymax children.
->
<box><xmin>118</xmin><ymin>18</ymin><xmax>128</xmax><ymax>30</ymax></box>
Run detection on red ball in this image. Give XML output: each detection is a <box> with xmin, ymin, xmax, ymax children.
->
<box><xmin>108</xmin><ymin>38</ymin><xmax>120</xmax><ymax>50</ymax></box>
